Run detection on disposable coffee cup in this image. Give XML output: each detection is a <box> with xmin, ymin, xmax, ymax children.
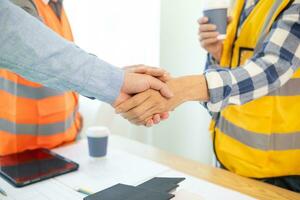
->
<box><xmin>203</xmin><ymin>0</ymin><xmax>229</xmax><ymax>40</ymax></box>
<box><xmin>86</xmin><ymin>126</ymin><xmax>110</xmax><ymax>158</ymax></box>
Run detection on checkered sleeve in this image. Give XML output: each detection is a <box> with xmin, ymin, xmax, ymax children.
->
<box><xmin>204</xmin><ymin>2</ymin><xmax>300</xmax><ymax>113</ymax></box>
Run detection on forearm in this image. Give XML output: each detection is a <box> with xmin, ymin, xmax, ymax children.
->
<box><xmin>165</xmin><ymin>75</ymin><xmax>209</xmax><ymax>111</ymax></box>
<box><xmin>0</xmin><ymin>0</ymin><xmax>124</xmax><ymax>104</ymax></box>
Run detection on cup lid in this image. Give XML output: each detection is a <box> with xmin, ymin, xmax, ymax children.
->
<box><xmin>203</xmin><ymin>0</ymin><xmax>229</xmax><ymax>10</ymax></box>
<box><xmin>86</xmin><ymin>126</ymin><xmax>110</xmax><ymax>138</ymax></box>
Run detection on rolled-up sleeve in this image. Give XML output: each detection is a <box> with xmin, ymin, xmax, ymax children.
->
<box><xmin>0</xmin><ymin>0</ymin><xmax>124</xmax><ymax>104</ymax></box>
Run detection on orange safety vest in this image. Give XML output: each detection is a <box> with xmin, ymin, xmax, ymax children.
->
<box><xmin>0</xmin><ymin>0</ymin><xmax>82</xmax><ymax>156</ymax></box>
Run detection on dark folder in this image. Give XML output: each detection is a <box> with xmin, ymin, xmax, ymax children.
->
<box><xmin>138</xmin><ymin>177</ymin><xmax>186</xmax><ymax>193</ymax></box>
<box><xmin>83</xmin><ymin>184</ymin><xmax>174</xmax><ymax>200</ymax></box>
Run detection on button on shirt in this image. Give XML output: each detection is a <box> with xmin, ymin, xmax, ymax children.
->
<box><xmin>204</xmin><ymin>0</ymin><xmax>300</xmax><ymax>113</ymax></box>
<box><xmin>0</xmin><ymin>0</ymin><xmax>124</xmax><ymax>104</ymax></box>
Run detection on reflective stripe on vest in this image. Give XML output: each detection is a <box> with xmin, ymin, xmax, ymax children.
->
<box><xmin>0</xmin><ymin>109</ymin><xmax>77</xmax><ymax>135</ymax></box>
<box><xmin>217</xmin><ymin>116</ymin><xmax>300</xmax><ymax>151</ymax></box>
<box><xmin>0</xmin><ymin>77</ymin><xmax>64</xmax><ymax>99</ymax></box>
<box><xmin>268</xmin><ymin>78</ymin><xmax>300</xmax><ymax>96</ymax></box>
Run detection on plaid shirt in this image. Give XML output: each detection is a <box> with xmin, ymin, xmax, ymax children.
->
<box><xmin>204</xmin><ymin>0</ymin><xmax>300</xmax><ymax>113</ymax></box>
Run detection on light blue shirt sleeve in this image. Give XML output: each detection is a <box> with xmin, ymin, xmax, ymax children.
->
<box><xmin>0</xmin><ymin>0</ymin><xmax>124</xmax><ymax>104</ymax></box>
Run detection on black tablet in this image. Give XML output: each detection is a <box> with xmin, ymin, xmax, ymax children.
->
<box><xmin>0</xmin><ymin>149</ymin><xmax>79</xmax><ymax>187</ymax></box>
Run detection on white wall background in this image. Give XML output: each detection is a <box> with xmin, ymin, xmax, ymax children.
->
<box><xmin>64</xmin><ymin>0</ymin><xmax>213</xmax><ymax>165</ymax></box>
<box><xmin>155</xmin><ymin>0</ymin><xmax>213</xmax><ymax>164</ymax></box>
<box><xmin>64</xmin><ymin>0</ymin><xmax>161</xmax><ymax>141</ymax></box>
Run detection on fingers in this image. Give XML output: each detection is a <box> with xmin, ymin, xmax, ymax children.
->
<box><xmin>159</xmin><ymin>73</ymin><xmax>172</xmax><ymax>82</ymax></box>
<box><xmin>199</xmin><ymin>31</ymin><xmax>219</xmax><ymax>41</ymax></box>
<box><xmin>227</xmin><ymin>16</ymin><xmax>233</xmax><ymax>23</ymax></box>
<box><xmin>198</xmin><ymin>17</ymin><xmax>209</xmax><ymax>24</ymax></box>
<box><xmin>129</xmin><ymin>99</ymin><xmax>168</xmax><ymax>125</ymax></box>
<box><xmin>153</xmin><ymin>114</ymin><xmax>161</xmax><ymax>124</ymax></box>
<box><xmin>199</xmin><ymin>24</ymin><xmax>217</xmax><ymax>32</ymax></box>
<box><xmin>132</xmin><ymin>112</ymin><xmax>169</xmax><ymax>127</ymax></box>
<box><xmin>150</xmin><ymin>113</ymin><xmax>168</xmax><ymax>126</ymax></box>
<box><xmin>122</xmin><ymin>97</ymin><xmax>155</xmax><ymax>120</ymax></box>
<box><xmin>198</xmin><ymin>17</ymin><xmax>219</xmax><ymax>45</ymax></box>
<box><xmin>146</xmin><ymin>75</ymin><xmax>173</xmax><ymax>98</ymax></box>
<box><xmin>198</xmin><ymin>16</ymin><xmax>232</xmax><ymax>25</ymax></box>
<box><xmin>125</xmin><ymin>65</ymin><xmax>171</xmax><ymax>82</ymax></box>
<box><xmin>160</xmin><ymin>112</ymin><xmax>169</xmax><ymax>120</ymax></box>
<box><xmin>120</xmin><ymin>90</ymin><xmax>169</xmax><ymax>126</ymax></box>
<box><xmin>121</xmin><ymin>90</ymin><xmax>165</xmax><ymax>121</ymax></box>
<box><xmin>115</xmin><ymin>91</ymin><xmax>150</xmax><ymax>113</ymax></box>
<box><xmin>146</xmin><ymin>119</ymin><xmax>154</xmax><ymax>127</ymax></box>
<box><xmin>133</xmin><ymin>66</ymin><xmax>167</xmax><ymax>77</ymax></box>
<box><xmin>201</xmin><ymin>38</ymin><xmax>219</xmax><ymax>48</ymax></box>
<box><xmin>129</xmin><ymin>105</ymin><xmax>159</xmax><ymax>125</ymax></box>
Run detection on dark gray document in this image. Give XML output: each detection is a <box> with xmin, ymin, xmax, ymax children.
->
<box><xmin>138</xmin><ymin>177</ymin><xmax>186</xmax><ymax>193</ymax></box>
<box><xmin>83</xmin><ymin>184</ymin><xmax>174</xmax><ymax>200</ymax></box>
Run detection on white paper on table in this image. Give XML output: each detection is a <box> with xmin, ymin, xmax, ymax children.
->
<box><xmin>172</xmin><ymin>189</ymin><xmax>205</xmax><ymax>200</ymax></box>
<box><xmin>0</xmin><ymin>178</ymin><xmax>82</xmax><ymax>200</ymax></box>
<box><xmin>159</xmin><ymin>170</ymin><xmax>256</xmax><ymax>200</ymax></box>
<box><xmin>53</xmin><ymin>139</ymin><xmax>170</xmax><ymax>192</ymax></box>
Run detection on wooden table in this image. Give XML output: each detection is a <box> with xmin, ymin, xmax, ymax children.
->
<box><xmin>110</xmin><ymin>135</ymin><xmax>300</xmax><ymax>200</ymax></box>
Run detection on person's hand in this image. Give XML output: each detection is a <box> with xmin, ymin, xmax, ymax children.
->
<box><xmin>116</xmin><ymin>89</ymin><xmax>172</xmax><ymax>126</ymax></box>
<box><xmin>198</xmin><ymin>16</ymin><xmax>232</xmax><ymax>62</ymax></box>
<box><xmin>114</xmin><ymin>65</ymin><xmax>172</xmax><ymax>105</ymax></box>
<box><xmin>116</xmin><ymin>75</ymin><xmax>209</xmax><ymax>126</ymax></box>
<box><xmin>114</xmin><ymin>65</ymin><xmax>172</xmax><ymax>125</ymax></box>
<box><xmin>124</xmin><ymin>65</ymin><xmax>171</xmax><ymax>82</ymax></box>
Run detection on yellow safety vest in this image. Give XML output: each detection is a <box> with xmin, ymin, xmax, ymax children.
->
<box><xmin>212</xmin><ymin>0</ymin><xmax>300</xmax><ymax>178</ymax></box>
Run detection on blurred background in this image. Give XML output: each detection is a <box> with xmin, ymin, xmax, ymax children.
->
<box><xmin>64</xmin><ymin>0</ymin><xmax>217</xmax><ymax>165</ymax></box>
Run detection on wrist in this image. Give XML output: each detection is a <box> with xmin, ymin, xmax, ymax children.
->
<box><xmin>169</xmin><ymin>75</ymin><xmax>209</xmax><ymax>103</ymax></box>
<box><xmin>211</xmin><ymin>52</ymin><xmax>221</xmax><ymax>63</ymax></box>
<box><xmin>210</xmin><ymin>45</ymin><xmax>223</xmax><ymax>63</ymax></box>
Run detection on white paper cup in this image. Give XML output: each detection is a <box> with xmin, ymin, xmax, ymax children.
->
<box><xmin>86</xmin><ymin>127</ymin><xmax>110</xmax><ymax>158</ymax></box>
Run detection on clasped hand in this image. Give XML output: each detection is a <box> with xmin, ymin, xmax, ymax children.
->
<box><xmin>113</xmin><ymin>65</ymin><xmax>174</xmax><ymax>127</ymax></box>
<box><xmin>114</xmin><ymin>65</ymin><xmax>208</xmax><ymax>127</ymax></box>
<box><xmin>112</xmin><ymin>16</ymin><xmax>217</xmax><ymax>127</ymax></box>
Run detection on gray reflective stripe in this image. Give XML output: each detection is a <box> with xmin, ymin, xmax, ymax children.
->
<box><xmin>254</xmin><ymin>0</ymin><xmax>287</xmax><ymax>54</ymax></box>
<box><xmin>0</xmin><ymin>111</ymin><xmax>77</xmax><ymax>136</ymax></box>
<box><xmin>216</xmin><ymin>116</ymin><xmax>300</xmax><ymax>151</ymax></box>
<box><xmin>0</xmin><ymin>77</ymin><xmax>64</xmax><ymax>99</ymax></box>
<box><xmin>268</xmin><ymin>79</ymin><xmax>300</xmax><ymax>96</ymax></box>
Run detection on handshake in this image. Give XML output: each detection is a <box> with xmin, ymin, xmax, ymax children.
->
<box><xmin>113</xmin><ymin>65</ymin><xmax>209</xmax><ymax>127</ymax></box>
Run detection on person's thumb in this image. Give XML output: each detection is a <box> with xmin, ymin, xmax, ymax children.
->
<box><xmin>146</xmin><ymin>75</ymin><xmax>173</xmax><ymax>98</ymax></box>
